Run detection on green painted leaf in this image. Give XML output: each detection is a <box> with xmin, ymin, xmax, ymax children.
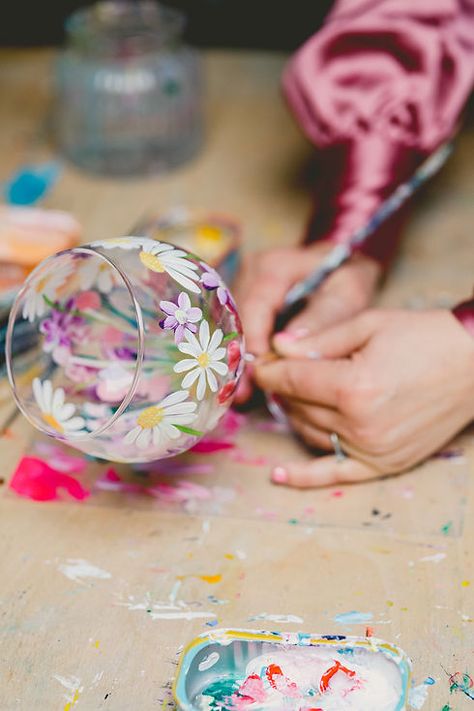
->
<box><xmin>174</xmin><ymin>424</ymin><xmax>203</xmax><ymax>437</ymax></box>
<box><xmin>222</xmin><ymin>331</ymin><xmax>238</xmax><ymax>342</ymax></box>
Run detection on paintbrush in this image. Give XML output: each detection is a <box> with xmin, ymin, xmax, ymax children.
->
<box><xmin>275</xmin><ymin>142</ymin><xmax>453</xmax><ymax>331</ymax></box>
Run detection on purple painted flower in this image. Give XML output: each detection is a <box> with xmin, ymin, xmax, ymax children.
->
<box><xmin>199</xmin><ymin>263</ymin><xmax>234</xmax><ymax>308</ymax></box>
<box><xmin>159</xmin><ymin>291</ymin><xmax>202</xmax><ymax>343</ymax></box>
<box><xmin>39</xmin><ymin>299</ymin><xmax>88</xmax><ymax>362</ymax></box>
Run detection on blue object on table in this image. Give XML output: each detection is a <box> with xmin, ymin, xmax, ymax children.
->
<box><xmin>4</xmin><ymin>162</ymin><xmax>61</xmax><ymax>206</ymax></box>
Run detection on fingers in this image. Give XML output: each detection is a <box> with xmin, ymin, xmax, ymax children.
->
<box><xmin>271</xmin><ymin>455</ymin><xmax>378</xmax><ymax>489</ymax></box>
<box><xmin>235</xmin><ymin>252</ymin><xmax>305</xmax><ymax>357</ymax></box>
<box><xmin>274</xmin><ymin>310</ymin><xmax>381</xmax><ymax>360</ymax></box>
<box><xmin>284</xmin><ymin>399</ymin><xmax>341</xmax><ymax>435</ymax></box>
<box><xmin>288</xmin><ymin>416</ymin><xmax>333</xmax><ymax>451</ymax></box>
<box><xmin>254</xmin><ymin>357</ymin><xmax>349</xmax><ymax>407</ymax></box>
<box><xmin>285</xmin><ymin>291</ymin><xmax>352</xmax><ymax>336</ymax></box>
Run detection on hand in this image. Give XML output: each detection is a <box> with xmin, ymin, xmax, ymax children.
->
<box><xmin>233</xmin><ymin>243</ymin><xmax>381</xmax><ymax>402</ymax></box>
<box><xmin>254</xmin><ymin>309</ymin><xmax>474</xmax><ymax>487</ymax></box>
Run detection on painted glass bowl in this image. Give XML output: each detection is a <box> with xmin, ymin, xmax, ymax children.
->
<box><xmin>6</xmin><ymin>237</ymin><xmax>244</xmax><ymax>462</ymax></box>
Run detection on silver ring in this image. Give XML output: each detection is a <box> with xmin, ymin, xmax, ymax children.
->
<box><xmin>330</xmin><ymin>432</ymin><xmax>346</xmax><ymax>462</ymax></box>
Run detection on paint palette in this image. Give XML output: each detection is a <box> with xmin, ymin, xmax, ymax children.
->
<box><xmin>174</xmin><ymin>629</ymin><xmax>412</xmax><ymax>711</ymax></box>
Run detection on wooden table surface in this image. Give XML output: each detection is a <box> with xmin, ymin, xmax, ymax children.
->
<box><xmin>0</xmin><ymin>49</ymin><xmax>473</xmax><ymax>711</ymax></box>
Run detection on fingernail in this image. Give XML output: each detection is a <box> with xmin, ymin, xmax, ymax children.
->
<box><xmin>244</xmin><ymin>353</ymin><xmax>256</xmax><ymax>362</ymax></box>
<box><xmin>272</xmin><ymin>466</ymin><xmax>288</xmax><ymax>484</ymax></box>
<box><xmin>307</xmin><ymin>350</ymin><xmax>321</xmax><ymax>360</ymax></box>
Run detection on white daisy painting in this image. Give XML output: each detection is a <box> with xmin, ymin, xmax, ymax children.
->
<box><xmin>174</xmin><ymin>320</ymin><xmax>228</xmax><ymax>400</ymax></box>
<box><xmin>33</xmin><ymin>378</ymin><xmax>85</xmax><ymax>436</ymax></box>
<box><xmin>80</xmin><ymin>258</ymin><xmax>118</xmax><ymax>294</ymax></box>
<box><xmin>22</xmin><ymin>266</ymin><xmax>72</xmax><ymax>323</ymax></box>
<box><xmin>91</xmin><ymin>237</ymin><xmax>148</xmax><ymax>251</ymax></box>
<box><xmin>138</xmin><ymin>241</ymin><xmax>200</xmax><ymax>293</ymax></box>
<box><xmin>124</xmin><ymin>390</ymin><xmax>197</xmax><ymax>450</ymax></box>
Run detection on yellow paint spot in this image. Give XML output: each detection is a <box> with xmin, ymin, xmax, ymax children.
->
<box><xmin>199</xmin><ymin>574</ymin><xmax>222</xmax><ymax>584</ymax></box>
<box><xmin>42</xmin><ymin>412</ymin><xmax>64</xmax><ymax>433</ymax></box>
<box><xmin>140</xmin><ymin>251</ymin><xmax>165</xmax><ymax>273</ymax></box>
<box><xmin>137</xmin><ymin>406</ymin><xmax>164</xmax><ymax>429</ymax></box>
<box><xmin>63</xmin><ymin>688</ymin><xmax>80</xmax><ymax>711</ymax></box>
<box><xmin>461</xmin><ymin>580</ymin><xmax>470</xmax><ymax>587</ymax></box>
<box><xmin>224</xmin><ymin>554</ymin><xmax>235</xmax><ymax>560</ymax></box>
<box><xmin>94</xmin><ymin>640</ymin><xmax>100</xmax><ymax>649</ymax></box>
<box><xmin>197</xmin><ymin>352</ymin><xmax>210</xmax><ymax>368</ymax></box>
<box><xmin>400</xmin><ymin>607</ymin><xmax>408</xmax><ymax>612</ymax></box>
<box><xmin>196</xmin><ymin>225</ymin><xmax>223</xmax><ymax>244</ymax></box>
<box><xmin>386</xmin><ymin>601</ymin><xmax>394</xmax><ymax>607</ymax></box>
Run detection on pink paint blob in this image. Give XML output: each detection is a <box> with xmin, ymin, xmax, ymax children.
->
<box><xmin>9</xmin><ymin>456</ymin><xmax>90</xmax><ymax>502</ymax></box>
<box><xmin>191</xmin><ymin>439</ymin><xmax>235</xmax><ymax>454</ymax></box>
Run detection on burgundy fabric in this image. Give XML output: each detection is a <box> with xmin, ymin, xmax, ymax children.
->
<box><xmin>283</xmin><ymin>0</ymin><xmax>474</xmax><ymax>268</ymax></box>
<box><xmin>453</xmin><ymin>297</ymin><xmax>474</xmax><ymax>338</ymax></box>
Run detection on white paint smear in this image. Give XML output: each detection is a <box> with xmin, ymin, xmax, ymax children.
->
<box><xmin>419</xmin><ymin>553</ymin><xmax>446</xmax><ymax>564</ymax></box>
<box><xmin>249</xmin><ymin>613</ymin><xmax>304</xmax><ymax>624</ymax></box>
<box><xmin>198</xmin><ymin>652</ymin><xmax>220</xmax><ymax>672</ymax></box>
<box><xmin>58</xmin><ymin>559</ymin><xmax>112</xmax><ymax>584</ymax></box>
<box><xmin>120</xmin><ymin>595</ymin><xmax>216</xmax><ymax>622</ymax></box>
<box><xmin>408</xmin><ymin>683</ymin><xmax>430</xmax><ymax>709</ymax></box>
<box><xmin>53</xmin><ymin>674</ymin><xmax>83</xmax><ymax>703</ymax></box>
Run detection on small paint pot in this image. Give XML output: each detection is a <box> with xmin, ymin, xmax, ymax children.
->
<box><xmin>174</xmin><ymin>628</ymin><xmax>412</xmax><ymax>710</ymax></box>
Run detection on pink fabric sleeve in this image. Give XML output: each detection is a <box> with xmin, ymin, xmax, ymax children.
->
<box><xmin>283</xmin><ymin>0</ymin><xmax>474</xmax><ymax>267</ymax></box>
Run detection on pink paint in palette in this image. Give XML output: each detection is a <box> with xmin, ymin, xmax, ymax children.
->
<box><xmin>174</xmin><ymin>629</ymin><xmax>411</xmax><ymax>711</ymax></box>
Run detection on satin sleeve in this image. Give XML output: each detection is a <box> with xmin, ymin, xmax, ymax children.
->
<box><xmin>283</xmin><ymin>0</ymin><xmax>474</xmax><ymax>267</ymax></box>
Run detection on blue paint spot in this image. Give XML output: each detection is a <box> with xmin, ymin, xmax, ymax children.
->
<box><xmin>205</xmin><ymin>619</ymin><xmax>218</xmax><ymax>627</ymax></box>
<box><xmin>4</xmin><ymin>162</ymin><xmax>61</xmax><ymax>205</ymax></box>
<box><xmin>333</xmin><ymin>611</ymin><xmax>374</xmax><ymax>625</ymax></box>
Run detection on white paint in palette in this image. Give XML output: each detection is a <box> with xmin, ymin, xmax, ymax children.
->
<box><xmin>248</xmin><ymin>613</ymin><xmax>304</xmax><ymax>624</ymax></box>
<box><xmin>120</xmin><ymin>594</ymin><xmax>216</xmax><ymax>622</ymax></box>
<box><xmin>198</xmin><ymin>652</ymin><xmax>220</xmax><ymax>672</ymax></box>
<box><xmin>58</xmin><ymin>559</ymin><xmax>112</xmax><ymax>584</ymax></box>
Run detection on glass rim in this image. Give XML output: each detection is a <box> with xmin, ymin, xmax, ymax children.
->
<box><xmin>5</xmin><ymin>245</ymin><xmax>145</xmax><ymax>442</ymax></box>
<box><xmin>65</xmin><ymin>1</ymin><xmax>185</xmax><ymax>54</ymax></box>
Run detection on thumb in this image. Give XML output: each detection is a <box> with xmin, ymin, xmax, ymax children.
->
<box><xmin>273</xmin><ymin>310</ymin><xmax>380</xmax><ymax>360</ymax></box>
<box><xmin>271</xmin><ymin>455</ymin><xmax>377</xmax><ymax>488</ymax></box>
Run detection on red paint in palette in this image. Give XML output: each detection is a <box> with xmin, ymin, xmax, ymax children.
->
<box><xmin>319</xmin><ymin>660</ymin><xmax>356</xmax><ymax>693</ymax></box>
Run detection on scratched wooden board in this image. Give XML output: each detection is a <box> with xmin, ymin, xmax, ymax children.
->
<box><xmin>0</xmin><ymin>49</ymin><xmax>473</xmax><ymax>710</ymax></box>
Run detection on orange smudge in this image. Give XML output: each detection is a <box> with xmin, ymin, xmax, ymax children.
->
<box><xmin>199</xmin><ymin>574</ymin><xmax>222</xmax><ymax>584</ymax></box>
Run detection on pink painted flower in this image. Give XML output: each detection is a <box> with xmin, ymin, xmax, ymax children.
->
<box><xmin>218</xmin><ymin>380</ymin><xmax>237</xmax><ymax>404</ymax></box>
<box><xmin>159</xmin><ymin>291</ymin><xmax>202</xmax><ymax>343</ymax></box>
<box><xmin>76</xmin><ymin>290</ymin><xmax>101</xmax><ymax>310</ymax></box>
<box><xmin>227</xmin><ymin>339</ymin><xmax>241</xmax><ymax>372</ymax></box>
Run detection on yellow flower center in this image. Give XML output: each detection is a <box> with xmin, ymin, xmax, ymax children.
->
<box><xmin>137</xmin><ymin>406</ymin><xmax>164</xmax><ymax>429</ymax></box>
<box><xmin>140</xmin><ymin>251</ymin><xmax>165</xmax><ymax>273</ymax></box>
<box><xmin>42</xmin><ymin>412</ymin><xmax>64</xmax><ymax>433</ymax></box>
<box><xmin>35</xmin><ymin>276</ymin><xmax>49</xmax><ymax>294</ymax></box>
<box><xmin>197</xmin><ymin>352</ymin><xmax>210</xmax><ymax>368</ymax></box>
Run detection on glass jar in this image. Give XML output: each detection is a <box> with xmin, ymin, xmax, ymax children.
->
<box><xmin>6</xmin><ymin>237</ymin><xmax>244</xmax><ymax>462</ymax></box>
<box><xmin>54</xmin><ymin>1</ymin><xmax>203</xmax><ymax>175</ymax></box>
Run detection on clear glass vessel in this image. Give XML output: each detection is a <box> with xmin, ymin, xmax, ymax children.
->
<box><xmin>6</xmin><ymin>237</ymin><xmax>244</xmax><ymax>462</ymax></box>
<box><xmin>54</xmin><ymin>1</ymin><xmax>203</xmax><ymax>175</ymax></box>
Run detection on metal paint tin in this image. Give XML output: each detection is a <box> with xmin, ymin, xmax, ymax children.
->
<box><xmin>174</xmin><ymin>628</ymin><xmax>412</xmax><ymax>711</ymax></box>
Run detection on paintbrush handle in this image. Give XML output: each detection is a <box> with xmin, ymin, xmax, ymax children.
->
<box><xmin>283</xmin><ymin>142</ymin><xmax>453</xmax><ymax>310</ymax></box>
